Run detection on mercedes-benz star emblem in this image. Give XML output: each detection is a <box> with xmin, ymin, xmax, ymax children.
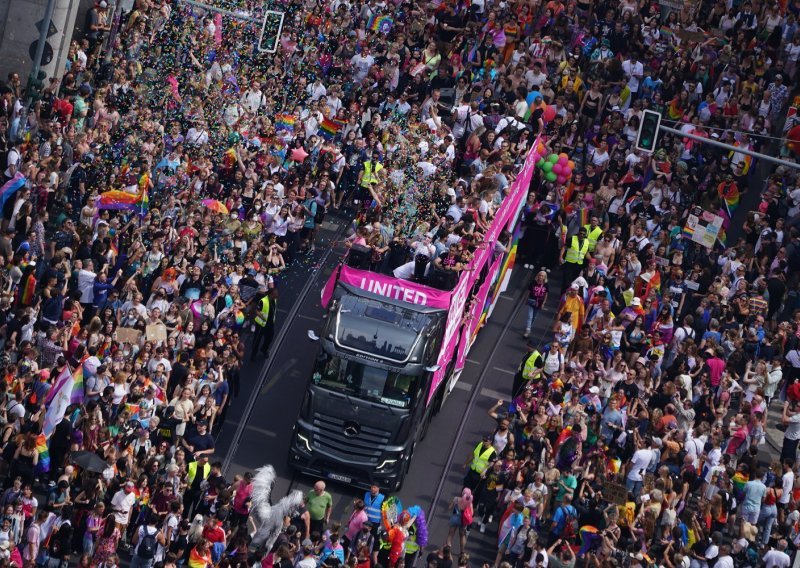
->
<box><xmin>343</xmin><ymin>421</ymin><xmax>361</xmax><ymax>437</ymax></box>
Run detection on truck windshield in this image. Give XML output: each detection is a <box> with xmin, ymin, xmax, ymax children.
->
<box><xmin>312</xmin><ymin>355</ymin><xmax>419</xmax><ymax>409</ymax></box>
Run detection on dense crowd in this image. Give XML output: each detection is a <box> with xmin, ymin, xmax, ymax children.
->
<box><xmin>0</xmin><ymin>0</ymin><xmax>799</xmax><ymax>564</ymax></box>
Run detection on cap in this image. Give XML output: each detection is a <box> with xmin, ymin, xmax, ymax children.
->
<box><xmin>569</xmin><ymin>283</ymin><xmax>579</xmax><ymax>290</ymax></box>
<box><xmin>636</xmin><ymin>357</ymin><xmax>647</xmax><ymax>366</ymax></box>
<box><xmin>99</xmin><ymin>0</ymin><xmax>108</xmax><ymax>7</ymax></box>
<box><xmin>631</xmin><ymin>297</ymin><xmax>641</xmax><ymax>307</ymax></box>
<box><xmin>482</xmin><ymin>434</ymin><xmax>492</xmax><ymax>442</ymax></box>
<box><xmin>39</xmin><ymin>369</ymin><xmax>50</xmax><ymax>380</ymax></box>
<box><xmin>125</xmin><ymin>481</ymin><xmax>135</xmax><ymax>488</ymax></box>
<box><xmin>589</xmin><ymin>386</ymin><xmax>600</xmax><ymax>394</ymax></box>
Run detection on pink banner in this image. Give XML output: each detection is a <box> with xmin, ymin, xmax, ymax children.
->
<box><xmin>427</xmin><ymin>137</ymin><xmax>541</xmax><ymax>403</ymax></box>
<box><xmin>321</xmin><ymin>265</ymin><xmax>452</xmax><ymax>310</ymax></box>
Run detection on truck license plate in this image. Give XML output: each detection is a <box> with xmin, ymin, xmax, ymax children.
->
<box><xmin>327</xmin><ymin>473</ymin><xmax>351</xmax><ymax>483</ymax></box>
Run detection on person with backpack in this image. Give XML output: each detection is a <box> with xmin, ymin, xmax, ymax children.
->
<box><xmin>47</xmin><ymin>504</ymin><xmax>75</xmax><ymax>568</ymax></box>
<box><xmin>549</xmin><ymin>495</ymin><xmax>579</xmax><ymax>546</ymax></box>
<box><xmin>445</xmin><ymin>488</ymin><xmax>473</xmax><ymax>556</ymax></box>
<box><xmin>130</xmin><ymin>511</ymin><xmax>166</xmax><ymax>568</ymax></box>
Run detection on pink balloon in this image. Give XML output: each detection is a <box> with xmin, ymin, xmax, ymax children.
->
<box><xmin>552</xmin><ymin>163</ymin><xmax>563</xmax><ymax>175</ymax></box>
<box><xmin>564</xmin><ymin>167</ymin><xmax>573</xmax><ymax>178</ymax></box>
<box><xmin>543</xmin><ymin>105</ymin><xmax>556</xmax><ymax>122</ymax></box>
<box><xmin>290</xmin><ymin>147</ymin><xmax>309</xmax><ymax>162</ymax></box>
<box><xmin>558</xmin><ymin>156</ymin><xmax>569</xmax><ymax>167</ymax></box>
<box><xmin>556</xmin><ymin>175</ymin><xmax>568</xmax><ymax>184</ymax></box>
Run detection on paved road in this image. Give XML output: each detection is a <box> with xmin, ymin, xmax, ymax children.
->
<box><xmin>213</xmin><ymin>204</ymin><xmax>562</xmax><ymax>564</ymax></box>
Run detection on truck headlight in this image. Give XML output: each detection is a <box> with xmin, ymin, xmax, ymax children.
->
<box><xmin>377</xmin><ymin>452</ymin><xmax>404</xmax><ymax>472</ymax></box>
<box><xmin>296</xmin><ymin>433</ymin><xmax>313</xmax><ymax>453</ymax></box>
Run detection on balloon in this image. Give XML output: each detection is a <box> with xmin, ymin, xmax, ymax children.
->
<box><xmin>545</xmin><ymin>171</ymin><xmax>558</xmax><ymax>182</ymax></box>
<box><xmin>537</xmin><ymin>143</ymin><xmax>546</xmax><ymax>154</ymax></box>
<box><xmin>559</xmin><ymin>153</ymin><xmax>569</xmax><ymax>160</ymax></box>
<box><xmin>558</xmin><ymin>157</ymin><xmax>569</xmax><ymax>167</ymax></box>
<box><xmin>542</xmin><ymin>162</ymin><xmax>553</xmax><ymax>172</ymax></box>
<box><xmin>536</xmin><ymin>158</ymin><xmax>546</xmax><ymax>168</ymax></box>
<box><xmin>543</xmin><ymin>105</ymin><xmax>556</xmax><ymax>122</ymax></box>
<box><xmin>788</xmin><ymin>125</ymin><xmax>800</xmax><ymax>156</ymax></box>
<box><xmin>564</xmin><ymin>167</ymin><xmax>573</xmax><ymax>178</ymax></box>
<box><xmin>552</xmin><ymin>163</ymin><xmax>563</xmax><ymax>175</ymax></box>
<box><xmin>290</xmin><ymin>147</ymin><xmax>309</xmax><ymax>162</ymax></box>
<box><xmin>526</xmin><ymin>91</ymin><xmax>543</xmax><ymax>105</ymax></box>
<box><xmin>557</xmin><ymin>175</ymin><xmax>568</xmax><ymax>184</ymax></box>
<box><xmin>547</xmin><ymin>153</ymin><xmax>559</xmax><ymax>163</ymax></box>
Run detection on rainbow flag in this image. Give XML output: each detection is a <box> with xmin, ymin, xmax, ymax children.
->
<box><xmin>275</xmin><ymin>114</ymin><xmax>296</xmax><ymax>132</ymax></box>
<box><xmin>0</xmin><ymin>172</ymin><xmax>26</xmax><ymax>211</ymax></box>
<box><xmin>136</xmin><ymin>186</ymin><xmax>149</xmax><ymax>216</ymax></box>
<box><xmin>98</xmin><ymin>190</ymin><xmax>140</xmax><ymax>210</ymax></box>
<box><xmin>188</xmin><ymin>546</ymin><xmax>211</xmax><ymax>568</ymax></box>
<box><xmin>579</xmin><ymin>207</ymin><xmax>590</xmax><ymax>227</ymax></box>
<box><xmin>35</xmin><ymin>434</ymin><xmax>49</xmax><ymax>474</ymax></box>
<box><xmin>44</xmin><ymin>366</ymin><xmax>74</xmax><ymax>437</ymax></box>
<box><xmin>318</xmin><ymin>117</ymin><xmax>343</xmax><ymax>141</ymax></box>
<box><xmin>368</xmin><ymin>14</ymin><xmax>394</xmax><ymax>33</ymax></box>
<box><xmin>71</xmin><ymin>363</ymin><xmax>85</xmax><ymax>405</ymax></box>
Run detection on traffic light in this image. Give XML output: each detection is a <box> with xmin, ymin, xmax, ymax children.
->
<box><xmin>636</xmin><ymin>109</ymin><xmax>662</xmax><ymax>153</ymax></box>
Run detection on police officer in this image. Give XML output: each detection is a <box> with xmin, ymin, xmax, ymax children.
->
<box><xmin>560</xmin><ymin>226</ymin><xmax>590</xmax><ymax>294</ymax></box>
<box><xmin>251</xmin><ymin>287</ymin><xmax>278</xmax><ymax>360</ymax></box>
<box><xmin>462</xmin><ymin>434</ymin><xmax>497</xmax><ymax>491</ymax></box>
<box><xmin>513</xmin><ymin>344</ymin><xmax>543</xmax><ymax>397</ymax></box>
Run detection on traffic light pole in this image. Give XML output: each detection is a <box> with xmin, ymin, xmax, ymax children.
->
<box><xmin>659</xmin><ymin>124</ymin><xmax>800</xmax><ymax>172</ymax></box>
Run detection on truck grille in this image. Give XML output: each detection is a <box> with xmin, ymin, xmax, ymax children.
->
<box><xmin>311</xmin><ymin>413</ymin><xmax>392</xmax><ymax>462</ymax></box>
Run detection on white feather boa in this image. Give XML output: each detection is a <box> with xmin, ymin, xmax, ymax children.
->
<box><xmin>250</xmin><ymin>465</ymin><xmax>305</xmax><ymax>549</ymax></box>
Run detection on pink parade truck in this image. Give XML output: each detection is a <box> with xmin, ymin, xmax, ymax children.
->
<box><xmin>289</xmin><ymin>144</ymin><xmax>539</xmax><ymax>490</ymax></box>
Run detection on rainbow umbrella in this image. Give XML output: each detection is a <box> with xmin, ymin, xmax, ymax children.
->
<box><xmin>201</xmin><ymin>199</ymin><xmax>229</xmax><ymax>215</ymax></box>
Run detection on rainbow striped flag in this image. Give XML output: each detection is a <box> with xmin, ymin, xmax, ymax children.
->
<box><xmin>368</xmin><ymin>14</ymin><xmax>394</xmax><ymax>33</ymax></box>
<box><xmin>98</xmin><ymin>190</ymin><xmax>140</xmax><ymax>210</ymax></box>
<box><xmin>136</xmin><ymin>186</ymin><xmax>149</xmax><ymax>217</ymax></box>
<box><xmin>71</xmin><ymin>363</ymin><xmax>85</xmax><ymax>405</ymax></box>
<box><xmin>318</xmin><ymin>117</ymin><xmax>343</xmax><ymax>141</ymax></box>
<box><xmin>275</xmin><ymin>114</ymin><xmax>296</xmax><ymax>132</ymax></box>
<box><xmin>0</xmin><ymin>172</ymin><xmax>26</xmax><ymax>211</ymax></box>
<box><xmin>35</xmin><ymin>434</ymin><xmax>49</xmax><ymax>474</ymax></box>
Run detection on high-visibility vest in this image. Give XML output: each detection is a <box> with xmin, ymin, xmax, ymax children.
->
<box><xmin>583</xmin><ymin>225</ymin><xmax>603</xmax><ymax>251</ymax></box>
<box><xmin>405</xmin><ymin>525</ymin><xmax>420</xmax><ymax>554</ymax></box>
<box><xmin>470</xmin><ymin>442</ymin><xmax>496</xmax><ymax>474</ymax></box>
<box><xmin>187</xmin><ymin>461</ymin><xmax>210</xmax><ymax>485</ymax></box>
<box><xmin>519</xmin><ymin>350</ymin><xmax>543</xmax><ymax>381</ymax></box>
<box><xmin>564</xmin><ymin>236</ymin><xmax>590</xmax><ymax>264</ymax></box>
<box><xmin>254</xmin><ymin>296</ymin><xmax>271</xmax><ymax>327</ymax></box>
<box><xmin>361</xmin><ymin>160</ymin><xmax>383</xmax><ymax>187</ymax></box>
<box><xmin>364</xmin><ymin>492</ymin><xmax>385</xmax><ymax>524</ymax></box>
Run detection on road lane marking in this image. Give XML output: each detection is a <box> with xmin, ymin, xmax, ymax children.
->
<box><xmin>453</xmin><ymin>381</ymin><xmax>473</xmax><ymax>392</ymax></box>
<box><xmin>481</xmin><ymin>387</ymin><xmax>509</xmax><ymax>401</ymax></box>
<box><xmin>492</xmin><ymin>367</ymin><xmax>516</xmax><ymax>375</ymax></box>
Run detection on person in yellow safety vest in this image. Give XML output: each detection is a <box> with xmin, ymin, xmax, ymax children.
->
<box><xmin>184</xmin><ymin>455</ymin><xmax>210</xmax><ymax>518</ymax></box>
<box><xmin>404</xmin><ymin>521</ymin><xmax>421</xmax><ymax>566</ymax></box>
<box><xmin>356</xmin><ymin>151</ymin><xmax>384</xmax><ymax>204</ymax></box>
<box><xmin>512</xmin><ymin>345</ymin><xmax>543</xmax><ymax>396</ymax></box>
<box><xmin>251</xmin><ymin>287</ymin><xmax>279</xmax><ymax>361</ymax></box>
<box><xmin>583</xmin><ymin>216</ymin><xmax>603</xmax><ymax>252</ymax></box>
<box><xmin>462</xmin><ymin>435</ymin><xmax>498</xmax><ymax>490</ymax></box>
<box><xmin>560</xmin><ymin>226</ymin><xmax>590</xmax><ymax>294</ymax></box>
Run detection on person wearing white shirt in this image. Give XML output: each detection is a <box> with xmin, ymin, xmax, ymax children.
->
<box><xmin>185</xmin><ymin>124</ymin><xmax>209</xmax><ymax>146</ymax></box>
<box><xmin>763</xmin><ymin>541</ymin><xmax>791</xmax><ymax>568</ymax></box>
<box><xmin>77</xmin><ymin>261</ymin><xmax>97</xmax><ymax>306</ymax></box>
<box><xmin>625</xmin><ymin>437</ymin><xmax>654</xmax><ymax>498</ymax></box>
<box><xmin>350</xmin><ymin>47</ymin><xmax>375</xmax><ymax>82</ymax></box>
<box><xmin>240</xmin><ymin>82</ymin><xmax>266</xmax><ymax>114</ymax></box>
<box><xmin>714</xmin><ymin>547</ymin><xmax>733</xmax><ymax>568</ymax></box>
<box><xmin>622</xmin><ymin>57</ymin><xmax>644</xmax><ymax>99</ymax></box>
<box><xmin>307</xmin><ymin>79</ymin><xmax>327</xmax><ymax>101</ymax></box>
<box><xmin>780</xmin><ymin>461</ymin><xmax>794</xmax><ymax>508</ymax></box>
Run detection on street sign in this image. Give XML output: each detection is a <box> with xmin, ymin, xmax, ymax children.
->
<box><xmin>35</xmin><ymin>18</ymin><xmax>58</xmax><ymax>38</ymax></box>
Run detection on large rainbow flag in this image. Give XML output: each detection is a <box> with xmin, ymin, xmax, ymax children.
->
<box><xmin>0</xmin><ymin>172</ymin><xmax>26</xmax><ymax>211</ymax></box>
<box><xmin>71</xmin><ymin>363</ymin><xmax>85</xmax><ymax>405</ymax></box>
<box><xmin>98</xmin><ymin>189</ymin><xmax>148</xmax><ymax>216</ymax></box>
<box><xmin>35</xmin><ymin>434</ymin><xmax>49</xmax><ymax>474</ymax></box>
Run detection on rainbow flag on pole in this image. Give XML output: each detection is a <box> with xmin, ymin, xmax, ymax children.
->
<box><xmin>98</xmin><ymin>190</ymin><xmax>140</xmax><ymax>210</ymax></box>
<box><xmin>318</xmin><ymin>117</ymin><xmax>343</xmax><ymax>140</ymax></box>
<box><xmin>35</xmin><ymin>434</ymin><xmax>49</xmax><ymax>474</ymax></box>
<box><xmin>275</xmin><ymin>114</ymin><xmax>296</xmax><ymax>132</ymax></box>
<box><xmin>71</xmin><ymin>363</ymin><xmax>85</xmax><ymax>405</ymax></box>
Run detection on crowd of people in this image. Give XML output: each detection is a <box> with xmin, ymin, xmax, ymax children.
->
<box><xmin>0</xmin><ymin>0</ymin><xmax>799</xmax><ymax>563</ymax></box>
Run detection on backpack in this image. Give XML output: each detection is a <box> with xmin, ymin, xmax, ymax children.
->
<box><xmin>559</xmin><ymin>506</ymin><xmax>579</xmax><ymax>540</ymax></box>
<box><xmin>461</xmin><ymin>504</ymin><xmax>473</xmax><ymax>527</ymax></box>
<box><xmin>138</xmin><ymin>526</ymin><xmax>158</xmax><ymax>560</ymax></box>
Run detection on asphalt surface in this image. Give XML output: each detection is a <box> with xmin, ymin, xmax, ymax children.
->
<box><xmin>211</xmin><ymin>203</ymin><xmax>562</xmax><ymax>563</ymax></box>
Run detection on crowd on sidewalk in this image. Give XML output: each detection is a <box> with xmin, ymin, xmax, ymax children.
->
<box><xmin>1</xmin><ymin>0</ymin><xmax>800</xmax><ymax>564</ymax></box>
